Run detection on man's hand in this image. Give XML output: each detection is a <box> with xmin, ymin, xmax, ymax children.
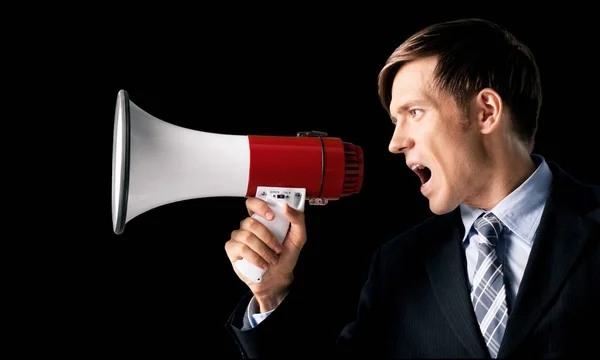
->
<box><xmin>225</xmin><ymin>197</ymin><xmax>307</xmax><ymax>312</ymax></box>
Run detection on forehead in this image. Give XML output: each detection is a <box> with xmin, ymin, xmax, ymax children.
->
<box><xmin>389</xmin><ymin>57</ymin><xmax>439</xmax><ymax>110</ymax></box>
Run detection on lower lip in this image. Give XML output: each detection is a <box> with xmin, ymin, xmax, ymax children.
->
<box><xmin>421</xmin><ymin>177</ymin><xmax>432</xmax><ymax>195</ymax></box>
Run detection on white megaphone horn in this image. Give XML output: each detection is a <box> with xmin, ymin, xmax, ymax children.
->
<box><xmin>111</xmin><ymin>89</ymin><xmax>364</xmax><ymax>283</ymax></box>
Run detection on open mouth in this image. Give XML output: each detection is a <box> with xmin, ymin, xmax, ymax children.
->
<box><xmin>411</xmin><ymin>164</ymin><xmax>432</xmax><ymax>186</ymax></box>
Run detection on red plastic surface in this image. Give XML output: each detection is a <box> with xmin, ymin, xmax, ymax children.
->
<box><xmin>246</xmin><ymin>135</ymin><xmax>363</xmax><ymax>200</ymax></box>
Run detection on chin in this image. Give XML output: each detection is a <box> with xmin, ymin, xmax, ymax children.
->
<box><xmin>429</xmin><ymin>205</ymin><xmax>455</xmax><ymax>215</ymax></box>
<box><xmin>427</xmin><ymin>196</ymin><xmax>459</xmax><ymax>215</ymax></box>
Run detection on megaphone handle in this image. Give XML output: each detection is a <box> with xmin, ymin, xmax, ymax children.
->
<box><xmin>234</xmin><ymin>204</ymin><xmax>289</xmax><ymax>283</ymax></box>
<box><xmin>234</xmin><ymin>187</ymin><xmax>306</xmax><ymax>283</ymax></box>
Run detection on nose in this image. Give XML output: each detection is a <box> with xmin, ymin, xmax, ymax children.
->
<box><xmin>388</xmin><ymin>123</ymin><xmax>414</xmax><ymax>154</ymax></box>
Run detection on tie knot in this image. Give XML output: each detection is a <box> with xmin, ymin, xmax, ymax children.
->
<box><xmin>474</xmin><ymin>212</ymin><xmax>503</xmax><ymax>247</ymax></box>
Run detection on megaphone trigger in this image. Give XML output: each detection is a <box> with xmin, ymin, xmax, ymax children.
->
<box><xmin>234</xmin><ymin>186</ymin><xmax>307</xmax><ymax>283</ymax></box>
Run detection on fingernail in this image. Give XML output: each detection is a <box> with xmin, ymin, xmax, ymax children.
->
<box><xmin>274</xmin><ymin>245</ymin><xmax>282</xmax><ymax>254</ymax></box>
<box><xmin>266</xmin><ymin>211</ymin><xmax>274</xmax><ymax>220</ymax></box>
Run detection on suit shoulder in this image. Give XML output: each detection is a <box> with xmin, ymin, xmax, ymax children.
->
<box><xmin>548</xmin><ymin>162</ymin><xmax>600</xmax><ymax>223</ymax></box>
<box><xmin>587</xmin><ymin>184</ymin><xmax>600</xmax><ymax>224</ymax></box>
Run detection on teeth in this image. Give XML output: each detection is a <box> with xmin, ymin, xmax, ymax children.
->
<box><xmin>411</xmin><ymin>164</ymin><xmax>425</xmax><ymax>171</ymax></box>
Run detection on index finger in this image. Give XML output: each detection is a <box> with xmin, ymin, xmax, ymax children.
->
<box><xmin>245</xmin><ymin>197</ymin><xmax>274</xmax><ymax>221</ymax></box>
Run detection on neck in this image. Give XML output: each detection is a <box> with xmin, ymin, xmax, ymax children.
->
<box><xmin>464</xmin><ymin>145</ymin><xmax>536</xmax><ymax>211</ymax></box>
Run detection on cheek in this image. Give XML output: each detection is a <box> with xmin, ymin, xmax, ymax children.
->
<box><xmin>432</xmin><ymin>134</ymin><xmax>473</xmax><ymax>182</ymax></box>
<box><xmin>422</xmin><ymin>115</ymin><xmax>471</xmax><ymax>177</ymax></box>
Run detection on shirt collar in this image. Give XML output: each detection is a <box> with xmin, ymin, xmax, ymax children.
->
<box><xmin>460</xmin><ymin>154</ymin><xmax>553</xmax><ymax>245</ymax></box>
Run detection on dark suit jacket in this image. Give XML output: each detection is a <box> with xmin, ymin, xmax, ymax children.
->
<box><xmin>225</xmin><ymin>163</ymin><xmax>599</xmax><ymax>358</ymax></box>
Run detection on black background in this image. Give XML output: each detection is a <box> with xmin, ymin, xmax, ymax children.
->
<box><xmin>42</xmin><ymin>7</ymin><xmax>600</xmax><ymax>358</ymax></box>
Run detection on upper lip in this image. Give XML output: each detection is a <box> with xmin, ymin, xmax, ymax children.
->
<box><xmin>406</xmin><ymin>161</ymin><xmax>426</xmax><ymax>170</ymax></box>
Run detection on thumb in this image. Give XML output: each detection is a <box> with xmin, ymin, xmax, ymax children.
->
<box><xmin>283</xmin><ymin>202</ymin><xmax>305</xmax><ymax>227</ymax></box>
<box><xmin>281</xmin><ymin>203</ymin><xmax>306</xmax><ymax>250</ymax></box>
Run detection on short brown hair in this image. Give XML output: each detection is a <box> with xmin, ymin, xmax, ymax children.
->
<box><xmin>378</xmin><ymin>18</ymin><xmax>542</xmax><ymax>147</ymax></box>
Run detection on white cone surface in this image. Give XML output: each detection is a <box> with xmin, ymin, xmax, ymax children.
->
<box><xmin>125</xmin><ymin>101</ymin><xmax>250</xmax><ymax>222</ymax></box>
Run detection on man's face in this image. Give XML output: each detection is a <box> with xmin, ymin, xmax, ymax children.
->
<box><xmin>388</xmin><ymin>56</ymin><xmax>485</xmax><ymax>214</ymax></box>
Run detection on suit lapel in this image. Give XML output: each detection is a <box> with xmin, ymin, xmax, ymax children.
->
<box><xmin>425</xmin><ymin>211</ymin><xmax>489</xmax><ymax>358</ymax></box>
<box><xmin>497</xmin><ymin>168</ymin><xmax>599</xmax><ymax>357</ymax></box>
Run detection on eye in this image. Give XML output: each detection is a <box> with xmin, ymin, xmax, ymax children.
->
<box><xmin>410</xmin><ymin>109</ymin><xmax>423</xmax><ymax>117</ymax></box>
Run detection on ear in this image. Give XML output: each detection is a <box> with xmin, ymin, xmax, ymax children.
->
<box><xmin>474</xmin><ymin>88</ymin><xmax>503</xmax><ymax>135</ymax></box>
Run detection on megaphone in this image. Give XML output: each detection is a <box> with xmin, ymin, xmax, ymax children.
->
<box><xmin>112</xmin><ymin>89</ymin><xmax>364</xmax><ymax>283</ymax></box>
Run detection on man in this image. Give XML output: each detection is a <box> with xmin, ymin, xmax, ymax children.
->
<box><xmin>223</xmin><ymin>18</ymin><xmax>600</xmax><ymax>358</ymax></box>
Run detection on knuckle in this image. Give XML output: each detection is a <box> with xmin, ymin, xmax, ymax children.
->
<box><xmin>240</xmin><ymin>230</ymin><xmax>253</xmax><ymax>244</ymax></box>
<box><xmin>246</xmin><ymin>197</ymin><xmax>263</xmax><ymax>209</ymax></box>
<box><xmin>261</xmin><ymin>203</ymin><xmax>272</xmax><ymax>214</ymax></box>
<box><xmin>244</xmin><ymin>248</ymin><xmax>263</xmax><ymax>266</ymax></box>
<box><xmin>247</xmin><ymin>217</ymin><xmax>260</xmax><ymax>230</ymax></box>
<box><xmin>241</xmin><ymin>217</ymin><xmax>255</xmax><ymax>229</ymax></box>
<box><xmin>228</xmin><ymin>239</ymin><xmax>239</xmax><ymax>249</ymax></box>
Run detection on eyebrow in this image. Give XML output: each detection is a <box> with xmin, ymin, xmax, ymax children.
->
<box><xmin>393</xmin><ymin>99</ymin><xmax>429</xmax><ymax>113</ymax></box>
<box><xmin>389</xmin><ymin>86</ymin><xmax>440</xmax><ymax>123</ymax></box>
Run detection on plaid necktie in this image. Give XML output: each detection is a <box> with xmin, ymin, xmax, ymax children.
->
<box><xmin>471</xmin><ymin>212</ymin><xmax>508</xmax><ymax>358</ymax></box>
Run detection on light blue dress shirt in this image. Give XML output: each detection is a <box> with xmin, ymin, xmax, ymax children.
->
<box><xmin>459</xmin><ymin>154</ymin><xmax>552</xmax><ymax>309</ymax></box>
<box><xmin>246</xmin><ymin>154</ymin><xmax>553</xmax><ymax>327</ymax></box>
